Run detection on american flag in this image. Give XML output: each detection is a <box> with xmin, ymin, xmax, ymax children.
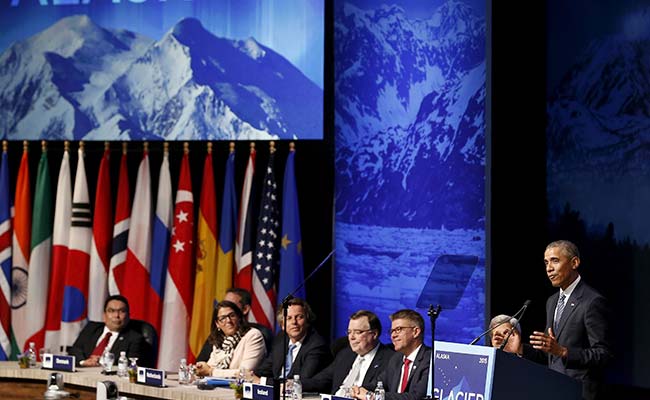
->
<box><xmin>250</xmin><ymin>150</ymin><xmax>279</xmax><ymax>329</ymax></box>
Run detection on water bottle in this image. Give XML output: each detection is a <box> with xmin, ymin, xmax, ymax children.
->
<box><xmin>27</xmin><ymin>342</ymin><xmax>37</xmax><ymax>368</ymax></box>
<box><xmin>178</xmin><ymin>358</ymin><xmax>190</xmax><ymax>385</ymax></box>
<box><xmin>292</xmin><ymin>375</ymin><xmax>302</xmax><ymax>400</ymax></box>
<box><xmin>117</xmin><ymin>351</ymin><xmax>128</xmax><ymax>378</ymax></box>
<box><xmin>374</xmin><ymin>381</ymin><xmax>385</xmax><ymax>400</ymax></box>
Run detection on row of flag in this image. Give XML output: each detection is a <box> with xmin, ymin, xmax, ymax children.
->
<box><xmin>0</xmin><ymin>140</ymin><xmax>306</xmax><ymax>371</ymax></box>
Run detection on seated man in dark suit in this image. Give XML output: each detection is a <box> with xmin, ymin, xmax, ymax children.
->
<box><xmin>196</xmin><ymin>287</ymin><xmax>273</xmax><ymax>361</ymax></box>
<box><xmin>302</xmin><ymin>310</ymin><xmax>395</xmax><ymax>395</ymax></box>
<box><xmin>353</xmin><ymin>309</ymin><xmax>431</xmax><ymax>400</ymax></box>
<box><xmin>253</xmin><ymin>297</ymin><xmax>332</xmax><ymax>383</ymax></box>
<box><xmin>68</xmin><ymin>295</ymin><xmax>153</xmax><ymax>367</ymax></box>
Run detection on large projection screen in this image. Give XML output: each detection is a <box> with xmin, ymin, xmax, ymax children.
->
<box><xmin>0</xmin><ymin>0</ymin><xmax>324</xmax><ymax>141</ymax></box>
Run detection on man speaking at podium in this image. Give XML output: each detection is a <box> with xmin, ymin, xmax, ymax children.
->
<box><xmin>523</xmin><ymin>240</ymin><xmax>612</xmax><ymax>400</ymax></box>
<box><xmin>68</xmin><ymin>295</ymin><xmax>152</xmax><ymax>368</ymax></box>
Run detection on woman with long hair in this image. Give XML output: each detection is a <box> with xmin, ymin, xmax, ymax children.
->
<box><xmin>195</xmin><ymin>300</ymin><xmax>266</xmax><ymax>378</ymax></box>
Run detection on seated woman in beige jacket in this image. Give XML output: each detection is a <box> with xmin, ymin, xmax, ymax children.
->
<box><xmin>195</xmin><ymin>300</ymin><xmax>266</xmax><ymax>378</ymax></box>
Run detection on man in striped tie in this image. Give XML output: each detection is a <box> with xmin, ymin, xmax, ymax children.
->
<box><xmin>68</xmin><ymin>295</ymin><xmax>153</xmax><ymax>368</ymax></box>
<box><xmin>524</xmin><ymin>240</ymin><xmax>613</xmax><ymax>400</ymax></box>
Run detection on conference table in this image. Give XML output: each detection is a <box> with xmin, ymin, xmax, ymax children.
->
<box><xmin>0</xmin><ymin>361</ymin><xmax>238</xmax><ymax>399</ymax></box>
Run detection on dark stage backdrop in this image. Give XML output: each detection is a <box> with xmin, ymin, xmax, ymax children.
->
<box><xmin>545</xmin><ymin>0</ymin><xmax>650</xmax><ymax>389</ymax></box>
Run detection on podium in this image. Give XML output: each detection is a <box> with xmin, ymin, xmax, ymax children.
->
<box><xmin>433</xmin><ymin>341</ymin><xmax>581</xmax><ymax>400</ymax></box>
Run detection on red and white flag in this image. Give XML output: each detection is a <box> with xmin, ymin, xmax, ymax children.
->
<box><xmin>108</xmin><ymin>148</ymin><xmax>130</xmax><ymax>295</ymax></box>
<box><xmin>235</xmin><ymin>145</ymin><xmax>255</xmax><ymax>293</ymax></box>
<box><xmin>60</xmin><ymin>146</ymin><xmax>92</xmax><ymax>346</ymax></box>
<box><xmin>115</xmin><ymin>149</ymin><xmax>159</xmax><ymax>329</ymax></box>
<box><xmin>44</xmin><ymin>148</ymin><xmax>71</xmax><ymax>352</ymax></box>
<box><xmin>88</xmin><ymin>147</ymin><xmax>112</xmax><ymax>322</ymax></box>
<box><xmin>158</xmin><ymin>150</ymin><xmax>194</xmax><ymax>370</ymax></box>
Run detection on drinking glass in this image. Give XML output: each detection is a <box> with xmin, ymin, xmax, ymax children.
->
<box><xmin>103</xmin><ymin>352</ymin><xmax>115</xmax><ymax>373</ymax></box>
<box><xmin>39</xmin><ymin>347</ymin><xmax>50</xmax><ymax>362</ymax></box>
<box><xmin>128</xmin><ymin>357</ymin><xmax>139</xmax><ymax>383</ymax></box>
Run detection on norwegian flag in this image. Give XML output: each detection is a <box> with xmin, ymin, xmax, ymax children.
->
<box><xmin>158</xmin><ymin>150</ymin><xmax>194</xmax><ymax>371</ymax></box>
<box><xmin>250</xmin><ymin>150</ymin><xmax>279</xmax><ymax>329</ymax></box>
<box><xmin>116</xmin><ymin>149</ymin><xmax>159</xmax><ymax>330</ymax></box>
<box><xmin>60</xmin><ymin>146</ymin><xmax>92</xmax><ymax>346</ymax></box>
<box><xmin>108</xmin><ymin>148</ymin><xmax>130</xmax><ymax>296</ymax></box>
<box><xmin>0</xmin><ymin>146</ymin><xmax>11</xmax><ymax>360</ymax></box>
<box><xmin>87</xmin><ymin>147</ymin><xmax>112</xmax><ymax>322</ymax></box>
<box><xmin>235</xmin><ymin>145</ymin><xmax>256</xmax><ymax>293</ymax></box>
<box><xmin>44</xmin><ymin>148</ymin><xmax>71</xmax><ymax>352</ymax></box>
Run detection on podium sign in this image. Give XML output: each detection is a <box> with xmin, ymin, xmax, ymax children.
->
<box><xmin>433</xmin><ymin>341</ymin><xmax>494</xmax><ymax>400</ymax></box>
<box><xmin>432</xmin><ymin>341</ymin><xmax>581</xmax><ymax>400</ymax></box>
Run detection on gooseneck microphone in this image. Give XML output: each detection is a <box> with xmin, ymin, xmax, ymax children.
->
<box><xmin>499</xmin><ymin>300</ymin><xmax>531</xmax><ymax>350</ymax></box>
<box><xmin>469</xmin><ymin>317</ymin><xmax>518</xmax><ymax>345</ymax></box>
<box><xmin>469</xmin><ymin>299</ymin><xmax>531</xmax><ymax>346</ymax></box>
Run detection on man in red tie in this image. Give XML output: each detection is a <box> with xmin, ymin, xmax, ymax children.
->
<box><xmin>68</xmin><ymin>295</ymin><xmax>153</xmax><ymax>367</ymax></box>
<box><xmin>352</xmin><ymin>309</ymin><xmax>431</xmax><ymax>400</ymax></box>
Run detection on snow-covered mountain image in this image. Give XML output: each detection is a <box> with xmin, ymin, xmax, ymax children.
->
<box><xmin>0</xmin><ymin>15</ymin><xmax>323</xmax><ymax>140</ymax></box>
<box><xmin>334</xmin><ymin>0</ymin><xmax>486</xmax><ymax>344</ymax></box>
<box><xmin>547</xmin><ymin>34</ymin><xmax>650</xmax><ymax>244</ymax></box>
<box><xmin>335</xmin><ymin>0</ymin><xmax>486</xmax><ymax>230</ymax></box>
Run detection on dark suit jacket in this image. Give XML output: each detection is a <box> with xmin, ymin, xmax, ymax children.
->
<box><xmin>523</xmin><ymin>280</ymin><xmax>613</xmax><ymax>400</ymax></box>
<box><xmin>67</xmin><ymin>321</ymin><xmax>153</xmax><ymax>367</ymax></box>
<box><xmin>302</xmin><ymin>343</ymin><xmax>395</xmax><ymax>394</ymax></box>
<box><xmin>197</xmin><ymin>322</ymin><xmax>274</xmax><ymax>362</ymax></box>
<box><xmin>254</xmin><ymin>328</ymin><xmax>332</xmax><ymax>381</ymax></box>
<box><xmin>377</xmin><ymin>345</ymin><xmax>431</xmax><ymax>400</ymax></box>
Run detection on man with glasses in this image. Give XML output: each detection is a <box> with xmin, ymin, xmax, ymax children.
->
<box><xmin>69</xmin><ymin>295</ymin><xmax>153</xmax><ymax>367</ymax></box>
<box><xmin>302</xmin><ymin>310</ymin><xmax>395</xmax><ymax>394</ymax></box>
<box><xmin>352</xmin><ymin>309</ymin><xmax>431</xmax><ymax>400</ymax></box>
<box><xmin>253</xmin><ymin>297</ymin><xmax>332</xmax><ymax>383</ymax></box>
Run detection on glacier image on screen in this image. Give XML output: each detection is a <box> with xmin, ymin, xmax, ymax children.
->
<box><xmin>334</xmin><ymin>0</ymin><xmax>486</xmax><ymax>344</ymax></box>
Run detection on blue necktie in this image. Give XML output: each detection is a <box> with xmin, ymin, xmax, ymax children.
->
<box><xmin>285</xmin><ymin>343</ymin><xmax>297</xmax><ymax>377</ymax></box>
<box><xmin>554</xmin><ymin>294</ymin><xmax>566</xmax><ymax>332</ymax></box>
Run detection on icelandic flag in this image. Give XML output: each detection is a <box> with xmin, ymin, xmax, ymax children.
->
<box><xmin>61</xmin><ymin>146</ymin><xmax>92</xmax><ymax>346</ymax></box>
<box><xmin>0</xmin><ymin>147</ymin><xmax>12</xmax><ymax>360</ymax></box>
<box><xmin>150</xmin><ymin>148</ymin><xmax>172</xmax><ymax>331</ymax></box>
<box><xmin>278</xmin><ymin>149</ymin><xmax>305</xmax><ymax>304</ymax></box>
<box><xmin>158</xmin><ymin>150</ymin><xmax>194</xmax><ymax>370</ymax></box>
<box><xmin>44</xmin><ymin>148</ymin><xmax>71</xmax><ymax>352</ymax></box>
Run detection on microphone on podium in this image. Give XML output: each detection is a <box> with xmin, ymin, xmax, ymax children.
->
<box><xmin>499</xmin><ymin>300</ymin><xmax>531</xmax><ymax>351</ymax></box>
<box><xmin>469</xmin><ymin>317</ymin><xmax>518</xmax><ymax>345</ymax></box>
<box><xmin>468</xmin><ymin>299</ymin><xmax>531</xmax><ymax>346</ymax></box>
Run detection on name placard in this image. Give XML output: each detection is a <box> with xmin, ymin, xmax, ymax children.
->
<box><xmin>42</xmin><ymin>353</ymin><xmax>76</xmax><ymax>372</ymax></box>
<box><xmin>243</xmin><ymin>382</ymin><xmax>274</xmax><ymax>400</ymax></box>
<box><xmin>136</xmin><ymin>367</ymin><xmax>165</xmax><ymax>387</ymax></box>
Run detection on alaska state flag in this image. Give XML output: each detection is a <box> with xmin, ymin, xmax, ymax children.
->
<box><xmin>278</xmin><ymin>148</ymin><xmax>305</xmax><ymax>304</ymax></box>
